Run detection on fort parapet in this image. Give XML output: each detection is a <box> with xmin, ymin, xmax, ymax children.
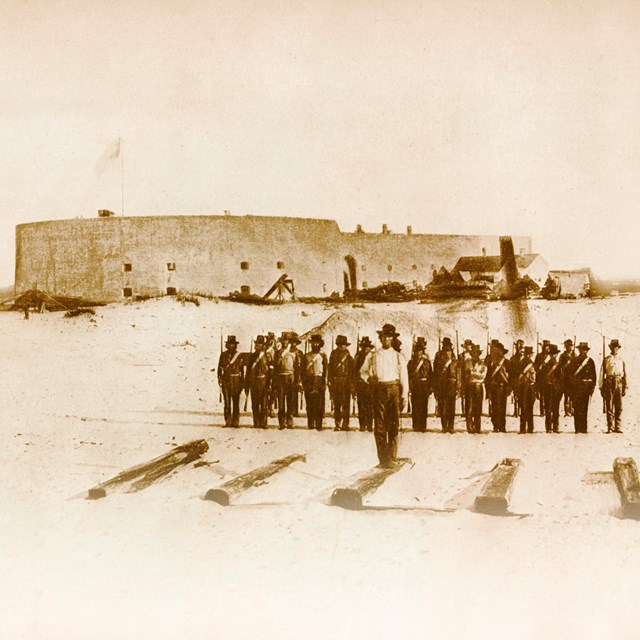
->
<box><xmin>15</xmin><ymin>214</ymin><xmax>531</xmax><ymax>301</ymax></box>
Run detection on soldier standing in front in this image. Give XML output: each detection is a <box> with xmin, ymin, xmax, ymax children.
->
<box><xmin>570</xmin><ymin>342</ymin><xmax>597</xmax><ymax>433</ymax></box>
<box><xmin>465</xmin><ymin>344</ymin><xmax>486</xmax><ymax>434</ymax></box>
<box><xmin>302</xmin><ymin>334</ymin><xmax>328</xmax><ymax>431</ymax></box>
<box><xmin>217</xmin><ymin>335</ymin><xmax>245</xmax><ymax>428</ymax></box>
<box><xmin>273</xmin><ymin>332</ymin><xmax>302</xmax><ymax>429</ymax></box>
<box><xmin>518</xmin><ymin>346</ymin><xmax>536</xmax><ymax>433</ymax></box>
<box><xmin>362</xmin><ymin>323</ymin><xmax>408</xmax><ymax>467</ymax></box>
<box><xmin>433</xmin><ymin>337</ymin><xmax>458</xmax><ymax>433</ymax></box>
<box><xmin>599</xmin><ymin>339</ymin><xmax>627</xmax><ymax>433</ymax></box>
<box><xmin>407</xmin><ymin>337</ymin><xmax>432</xmax><ymax>432</ymax></box>
<box><xmin>354</xmin><ymin>336</ymin><xmax>374</xmax><ymax>432</ymax></box>
<box><xmin>328</xmin><ymin>335</ymin><xmax>354</xmax><ymax>431</ymax></box>
<box><xmin>485</xmin><ymin>342</ymin><xmax>511</xmax><ymax>433</ymax></box>
<box><xmin>245</xmin><ymin>335</ymin><xmax>273</xmax><ymax>428</ymax></box>
<box><xmin>558</xmin><ymin>339</ymin><xmax>575</xmax><ymax>416</ymax></box>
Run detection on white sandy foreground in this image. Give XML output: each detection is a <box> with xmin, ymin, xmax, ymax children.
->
<box><xmin>1</xmin><ymin>297</ymin><xmax>640</xmax><ymax>640</ymax></box>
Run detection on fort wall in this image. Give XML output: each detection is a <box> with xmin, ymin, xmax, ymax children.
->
<box><xmin>15</xmin><ymin>214</ymin><xmax>532</xmax><ymax>301</ymax></box>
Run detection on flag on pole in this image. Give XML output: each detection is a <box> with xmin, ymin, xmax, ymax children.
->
<box><xmin>95</xmin><ymin>138</ymin><xmax>121</xmax><ymax>174</ymax></box>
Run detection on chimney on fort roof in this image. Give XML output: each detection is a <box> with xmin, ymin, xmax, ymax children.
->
<box><xmin>407</xmin><ymin>225</ymin><xmax>412</xmax><ymax>236</ymax></box>
<box><xmin>98</xmin><ymin>209</ymin><xmax>115</xmax><ymax>218</ymax></box>
<box><xmin>356</xmin><ymin>224</ymin><xmax>363</xmax><ymax>233</ymax></box>
<box><xmin>482</xmin><ymin>247</ymin><xmax>487</xmax><ymax>257</ymax></box>
<box><xmin>382</xmin><ymin>224</ymin><xmax>389</xmax><ymax>235</ymax></box>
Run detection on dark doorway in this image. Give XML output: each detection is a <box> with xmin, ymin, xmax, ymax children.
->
<box><xmin>343</xmin><ymin>255</ymin><xmax>358</xmax><ymax>292</ymax></box>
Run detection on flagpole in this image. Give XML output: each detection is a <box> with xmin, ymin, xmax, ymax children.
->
<box><xmin>121</xmin><ymin>137</ymin><xmax>124</xmax><ymax>217</ymax></box>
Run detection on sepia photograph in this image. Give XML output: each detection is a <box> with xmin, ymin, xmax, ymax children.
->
<box><xmin>1</xmin><ymin>1</ymin><xmax>640</xmax><ymax>638</ymax></box>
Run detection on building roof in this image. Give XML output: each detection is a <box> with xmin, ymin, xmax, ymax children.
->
<box><xmin>453</xmin><ymin>254</ymin><xmax>540</xmax><ymax>274</ymax></box>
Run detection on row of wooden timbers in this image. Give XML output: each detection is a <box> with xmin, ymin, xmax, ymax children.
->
<box><xmin>83</xmin><ymin>440</ymin><xmax>640</xmax><ymax>519</ymax></box>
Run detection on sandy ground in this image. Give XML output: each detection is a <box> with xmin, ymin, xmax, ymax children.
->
<box><xmin>2</xmin><ymin>297</ymin><xmax>640</xmax><ymax>640</ymax></box>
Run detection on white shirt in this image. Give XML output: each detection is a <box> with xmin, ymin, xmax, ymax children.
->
<box><xmin>599</xmin><ymin>353</ymin><xmax>626</xmax><ymax>388</ymax></box>
<box><xmin>366</xmin><ymin>347</ymin><xmax>408</xmax><ymax>400</ymax></box>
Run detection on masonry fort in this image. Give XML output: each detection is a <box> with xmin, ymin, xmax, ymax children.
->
<box><xmin>14</xmin><ymin>211</ymin><xmax>532</xmax><ymax>302</ymax></box>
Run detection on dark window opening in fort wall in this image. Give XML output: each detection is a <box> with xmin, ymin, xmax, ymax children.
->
<box><xmin>123</xmin><ymin>287</ymin><xmax>132</xmax><ymax>297</ymax></box>
<box><xmin>166</xmin><ymin>287</ymin><xmax>177</xmax><ymax>295</ymax></box>
<box><xmin>123</xmin><ymin>263</ymin><xmax>132</xmax><ymax>272</ymax></box>
<box><xmin>167</xmin><ymin>262</ymin><xmax>176</xmax><ymax>271</ymax></box>
<box><xmin>240</xmin><ymin>261</ymin><xmax>249</xmax><ymax>270</ymax></box>
<box><xmin>277</xmin><ymin>261</ymin><xmax>285</xmax><ymax>269</ymax></box>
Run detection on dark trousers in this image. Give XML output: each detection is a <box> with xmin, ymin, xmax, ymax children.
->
<box><xmin>603</xmin><ymin>378</ymin><xmax>624</xmax><ymax>432</ymax></box>
<box><xmin>488</xmin><ymin>384</ymin><xmax>508</xmax><ymax>432</ymax></box>
<box><xmin>544</xmin><ymin>385</ymin><xmax>562</xmax><ymax>432</ymax></box>
<box><xmin>303</xmin><ymin>376</ymin><xmax>325</xmax><ymax>430</ymax></box>
<box><xmin>276</xmin><ymin>374</ymin><xmax>296</xmax><ymax>428</ymax></box>
<box><xmin>410</xmin><ymin>380</ymin><xmax>429</xmax><ymax>432</ymax></box>
<box><xmin>356</xmin><ymin>379</ymin><xmax>373</xmax><ymax>431</ymax></box>
<box><xmin>373</xmin><ymin>382</ymin><xmax>401</xmax><ymax>466</ymax></box>
<box><xmin>222</xmin><ymin>375</ymin><xmax>243</xmax><ymax>427</ymax></box>
<box><xmin>332</xmin><ymin>378</ymin><xmax>351</xmax><ymax>430</ymax></box>
<box><xmin>250</xmin><ymin>377</ymin><xmax>269</xmax><ymax>428</ymax></box>
<box><xmin>572</xmin><ymin>385</ymin><xmax>592</xmax><ymax>433</ymax></box>
<box><xmin>439</xmin><ymin>382</ymin><xmax>457</xmax><ymax>432</ymax></box>
<box><xmin>563</xmin><ymin>388</ymin><xmax>574</xmax><ymax>416</ymax></box>
<box><xmin>519</xmin><ymin>385</ymin><xmax>535</xmax><ymax>433</ymax></box>
<box><xmin>465</xmin><ymin>384</ymin><xmax>483</xmax><ymax>433</ymax></box>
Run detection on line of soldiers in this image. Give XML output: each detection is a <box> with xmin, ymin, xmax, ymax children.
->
<box><xmin>217</xmin><ymin>331</ymin><xmax>628</xmax><ymax>436</ymax></box>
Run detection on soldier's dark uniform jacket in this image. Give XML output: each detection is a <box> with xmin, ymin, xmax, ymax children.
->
<box><xmin>517</xmin><ymin>354</ymin><xmax>536</xmax><ymax>433</ymax></box>
<box><xmin>541</xmin><ymin>349</ymin><xmax>563</xmax><ymax>433</ymax></box>
<box><xmin>569</xmin><ymin>345</ymin><xmax>596</xmax><ymax>433</ymax></box>
<box><xmin>328</xmin><ymin>340</ymin><xmax>354</xmax><ymax>431</ymax></box>
<box><xmin>433</xmin><ymin>347</ymin><xmax>457</xmax><ymax>433</ymax></box>
<box><xmin>407</xmin><ymin>346</ymin><xmax>432</xmax><ymax>432</ymax></box>
<box><xmin>485</xmin><ymin>351</ymin><xmax>511</xmax><ymax>432</ymax></box>
<box><xmin>218</xmin><ymin>343</ymin><xmax>246</xmax><ymax>427</ymax></box>
<box><xmin>558</xmin><ymin>342</ymin><xmax>575</xmax><ymax>416</ymax></box>
<box><xmin>302</xmin><ymin>346</ymin><xmax>328</xmax><ymax>431</ymax></box>
<box><xmin>245</xmin><ymin>342</ymin><xmax>273</xmax><ymax>428</ymax></box>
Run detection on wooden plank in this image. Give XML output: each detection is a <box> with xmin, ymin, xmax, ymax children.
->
<box><xmin>474</xmin><ymin>458</ymin><xmax>521</xmax><ymax>515</ymax></box>
<box><xmin>86</xmin><ymin>439</ymin><xmax>209</xmax><ymax>498</ymax></box>
<box><xmin>330</xmin><ymin>458</ymin><xmax>410</xmax><ymax>510</ymax></box>
<box><xmin>204</xmin><ymin>453</ymin><xmax>306</xmax><ymax>506</ymax></box>
<box><xmin>613</xmin><ymin>457</ymin><xmax>640</xmax><ymax>519</ymax></box>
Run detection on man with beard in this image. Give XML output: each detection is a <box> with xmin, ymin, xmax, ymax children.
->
<box><xmin>328</xmin><ymin>335</ymin><xmax>354</xmax><ymax>431</ymax></box>
<box><xmin>569</xmin><ymin>342</ymin><xmax>597</xmax><ymax>433</ymax></box>
<box><xmin>542</xmin><ymin>344</ymin><xmax>563</xmax><ymax>433</ymax></box>
<box><xmin>485</xmin><ymin>342</ymin><xmax>511</xmax><ymax>432</ymax></box>
<box><xmin>558</xmin><ymin>339</ymin><xmax>575</xmax><ymax>417</ymax></box>
<box><xmin>361</xmin><ymin>323</ymin><xmax>408</xmax><ymax>467</ymax></box>
<box><xmin>434</xmin><ymin>338</ymin><xmax>458</xmax><ymax>433</ymax></box>
<box><xmin>354</xmin><ymin>336</ymin><xmax>374</xmax><ymax>432</ymax></box>
<box><xmin>217</xmin><ymin>335</ymin><xmax>246</xmax><ymax>428</ymax></box>
<box><xmin>244</xmin><ymin>335</ymin><xmax>273</xmax><ymax>428</ymax></box>
<box><xmin>517</xmin><ymin>346</ymin><xmax>537</xmax><ymax>434</ymax></box>
<box><xmin>465</xmin><ymin>344</ymin><xmax>486</xmax><ymax>434</ymax></box>
<box><xmin>407</xmin><ymin>337</ymin><xmax>432</xmax><ymax>432</ymax></box>
<box><xmin>301</xmin><ymin>334</ymin><xmax>328</xmax><ymax>431</ymax></box>
<box><xmin>599</xmin><ymin>339</ymin><xmax>627</xmax><ymax>434</ymax></box>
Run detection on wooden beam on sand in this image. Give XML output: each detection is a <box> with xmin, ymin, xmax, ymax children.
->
<box><xmin>330</xmin><ymin>458</ymin><xmax>410</xmax><ymax>510</ymax></box>
<box><xmin>474</xmin><ymin>458</ymin><xmax>521</xmax><ymax>515</ymax></box>
<box><xmin>86</xmin><ymin>439</ymin><xmax>209</xmax><ymax>499</ymax></box>
<box><xmin>613</xmin><ymin>457</ymin><xmax>640</xmax><ymax>519</ymax></box>
<box><xmin>204</xmin><ymin>453</ymin><xmax>306</xmax><ymax>506</ymax></box>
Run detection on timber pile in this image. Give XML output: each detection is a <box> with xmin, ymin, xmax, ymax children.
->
<box><xmin>204</xmin><ymin>453</ymin><xmax>306</xmax><ymax>505</ymax></box>
<box><xmin>330</xmin><ymin>458</ymin><xmax>410</xmax><ymax>510</ymax></box>
<box><xmin>86</xmin><ymin>439</ymin><xmax>209</xmax><ymax>499</ymax></box>
<box><xmin>613</xmin><ymin>457</ymin><xmax>640</xmax><ymax>519</ymax></box>
<box><xmin>10</xmin><ymin>289</ymin><xmax>104</xmax><ymax>312</ymax></box>
<box><xmin>474</xmin><ymin>458</ymin><xmax>521</xmax><ymax>515</ymax></box>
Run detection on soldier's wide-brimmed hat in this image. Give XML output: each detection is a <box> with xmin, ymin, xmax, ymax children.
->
<box><xmin>540</xmin><ymin>339</ymin><xmax>550</xmax><ymax>347</ymax></box>
<box><xmin>515</xmin><ymin>338</ymin><xmax>525</xmax><ymax>346</ymax></box>
<box><xmin>359</xmin><ymin>336</ymin><xmax>373</xmax><ymax>347</ymax></box>
<box><xmin>524</xmin><ymin>346</ymin><xmax>534</xmax><ymax>354</ymax></box>
<box><xmin>378</xmin><ymin>323</ymin><xmax>399</xmax><ymax>337</ymax></box>
<box><xmin>335</xmin><ymin>335</ymin><xmax>350</xmax><ymax>346</ymax></box>
<box><xmin>549</xmin><ymin>344</ymin><xmax>560</xmax><ymax>355</ymax></box>
<box><xmin>414</xmin><ymin>337</ymin><xmax>427</xmax><ymax>349</ymax></box>
<box><xmin>310</xmin><ymin>334</ymin><xmax>325</xmax><ymax>347</ymax></box>
<box><xmin>564</xmin><ymin>339</ymin><xmax>574</xmax><ymax>346</ymax></box>
<box><xmin>577</xmin><ymin>342</ymin><xmax>590</xmax><ymax>351</ymax></box>
<box><xmin>610</xmin><ymin>339</ymin><xmax>621</xmax><ymax>349</ymax></box>
<box><xmin>225</xmin><ymin>335</ymin><xmax>239</xmax><ymax>345</ymax></box>
<box><xmin>470</xmin><ymin>344</ymin><xmax>482</xmax><ymax>355</ymax></box>
<box><xmin>501</xmin><ymin>345</ymin><xmax>510</xmax><ymax>355</ymax></box>
<box><xmin>441</xmin><ymin>337</ymin><xmax>453</xmax><ymax>347</ymax></box>
<box><xmin>463</xmin><ymin>339</ymin><xmax>473</xmax><ymax>347</ymax></box>
<box><xmin>288</xmin><ymin>332</ymin><xmax>301</xmax><ymax>345</ymax></box>
<box><xmin>254</xmin><ymin>335</ymin><xmax>266</xmax><ymax>345</ymax></box>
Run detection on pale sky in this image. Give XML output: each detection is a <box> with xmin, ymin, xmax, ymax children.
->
<box><xmin>1</xmin><ymin>0</ymin><xmax>639</xmax><ymax>285</ymax></box>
